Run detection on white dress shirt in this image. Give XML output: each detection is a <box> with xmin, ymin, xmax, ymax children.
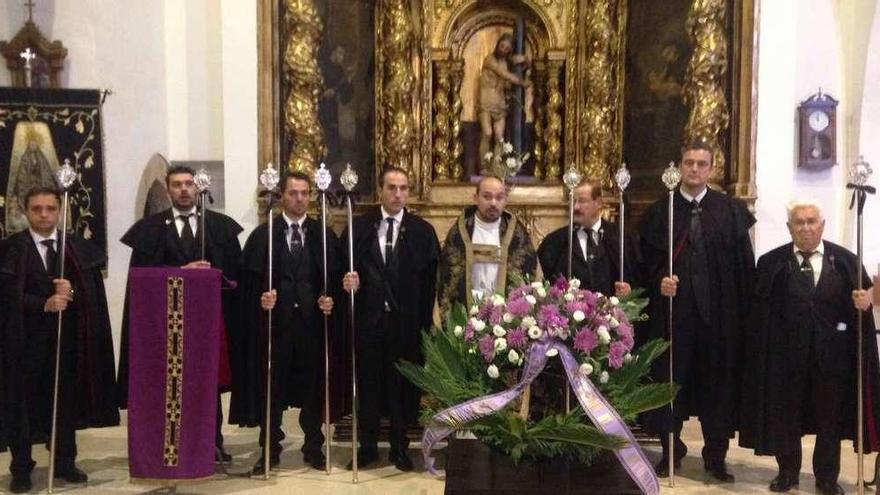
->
<box><xmin>30</xmin><ymin>229</ymin><xmax>58</xmax><ymax>270</ymax></box>
<box><xmin>793</xmin><ymin>241</ymin><xmax>824</xmax><ymax>286</ymax></box>
<box><xmin>471</xmin><ymin>215</ymin><xmax>501</xmax><ymax>297</ymax></box>
<box><xmin>679</xmin><ymin>187</ymin><xmax>708</xmax><ymax>204</ymax></box>
<box><xmin>282</xmin><ymin>211</ymin><xmax>307</xmax><ymax>246</ymax></box>
<box><xmin>378</xmin><ymin>207</ymin><xmax>404</xmax><ymax>260</ymax></box>
<box><xmin>172</xmin><ymin>206</ymin><xmax>198</xmax><ymax>237</ymax></box>
<box><xmin>577</xmin><ymin>218</ymin><xmax>603</xmax><ymax>260</ymax></box>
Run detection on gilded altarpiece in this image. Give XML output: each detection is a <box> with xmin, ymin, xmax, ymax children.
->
<box><xmin>258</xmin><ymin>0</ymin><xmax>758</xmax><ymax>242</ymax></box>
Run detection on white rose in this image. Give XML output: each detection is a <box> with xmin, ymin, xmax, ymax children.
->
<box><xmin>609</xmin><ymin>317</ymin><xmax>620</xmax><ymax>329</ymax></box>
<box><xmin>521</xmin><ymin>316</ymin><xmax>537</xmax><ymax>328</ymax></box>
<box><xmin>545</xmin><ymin>348</ymin><xmax>559</xmax><ymax>357</ymax></box>
<box><xmin>597</xmin><ymin>326</ymin><xmax>611</xmax><ymax>344</ymax></box>
<box><xmin>471</xmin><ymin>289</ymin><xmax>485</xmax><ymax>302</ymax></box>
<box><xmin>579</xmin><ymin>363</ymin><xmax>594</xmax><ymax>376</ymax></box>
<box><xmin>599</xmin><ymin>371</ymin><xmax>609</xmax><ymax>384</ymax></box>
<box><xmin>624</xmin><ymin>353</ymin><xmax>634</xmax><ymax>364</ymax></box>
<box><xmin>470</xmin><ymin>305</ymin><xmax>480</xmax><ymax>316</ymax></box>
<box><xmin>564</xmin><ymin>293</ymin><xmax>575</xmax><ymax>302</ymax></box>
<box><xmin>508</xmin><ymin>349</ymin><xmax>520</xmax><ymax>364</ymax></box>
<box><xmin>492</xmin><ymin>294</ymin><xmax>506</xmax><ymax>306</ymax></box>
<box><xmin>528</xmin><ymin>326</ymin><xmax>543</xmax><ymax>339</ymax></box>
<box><xmin>610</xmin><ymin>296</ymin><xmax>620</xmax><ymax>306</ymax></box>
<box><xmin>470</xmin><ymin>318</ymin><xmax>486</xmax><ymax>332</ymax></box>
<box><xmin>505</xmin><ymin>157</ymin><xmax>517</xmax><ymax>170</ymax></box>
<box><xmin>536</xmin><ymin>287</ymin><xmax>547</xmax><ymax>298</ymax></box>
<box><xmin>503</xmin><ymin>142</ymin><xmax>514</xmax><ymax>154</ymax></box>
<box><xmin>494</xmin><ymin>337</ymin><xmax>508</xmax><ymax>352</ymax></box>
<box><xmin>453</xmin><ymin>325</ymin><xmax>463</xmax><ymax>337</ymax></box>
<box><xmin>573</xmin><ymin>310</ymin><xmax>586</xmax><ymax>322</ymax></box>
<box><xmin>531</xmin><ymin>281</ymin><xmax>543</xmax><ymax>289</ymax></box>
<box><xmin>502</xmin><ymin>312</ymin><xmax>514</xmax><ymax>323</ymax></box>
<box><xmin>493</xmin><ymin>325</ymin><xmax>507</xmax><ymax>338</ymax></box>
<box><xmin>525</xmin><ymin>295</ymin><xmax>537</xmax><ymax>305</ymax></box>
<box><xmin>569</xmin><ymin>278</ymin><xmax>581</xmax><ymax>289</ymax></box>
<box><xmin>484</xmin><ymin>152</ymin><xmax>494</xmax><ymax>161</ymax></box>
<box><xmin>487</xmin><ymin>364</ymin><xmax>500</xmax><ymax>379</ymax></box>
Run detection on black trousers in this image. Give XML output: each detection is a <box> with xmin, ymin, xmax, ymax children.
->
<box><xmin>357</xmin><ymin>311</ymin><xmax>408</xmax><ymax>453</ymax></box>
<box><xmin>10</xmin><ymin>328</ymin><xmax>77</xmax><ymax>477</ymax></box>
<box><xmin>258</xmin><ymin>313</ymin><xmax>324</xmax><ymax>458</ymax></box>
<box><xmin>775</xmin><ymin>350</ymin><xmax>844</xmax><ymax>483</ymax></box>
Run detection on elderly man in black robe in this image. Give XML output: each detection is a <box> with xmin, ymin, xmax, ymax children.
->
<box><xmin>739</xmin><ymin>200</ymin><xmax>880</xmax><ymax>495</ymax></box>
<box><xmin>639</xmin><ymin>141</ymin><xmax>755</xmax><ymax>482</ymax></box>
<box><xmin>342</xmin><ymin>166</ymin><xmax>440</xmax><ymax>471</ymax></box>
<box><xmin>232</xmin><ymin>171</ymin><xmax>348</xmax><ymax>473</ymax></box>
<box><xmin>0</xmin><ymin>187</ymin><xmax>119</xmax><ymax>493</ymax></box>
<box><xmin>118</xmin><ymin>165</ymin><xmax>243</xmax><ymax>461</ymax></box>
<box><xmin>538</xmin><ymin>179</ymin><xmax>638</xmax><ymax>296</ymax></box>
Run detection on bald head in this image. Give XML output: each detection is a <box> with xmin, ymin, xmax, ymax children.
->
<box><xmin>474</xmin><ymin>176</ymin><xmax>507</xmax><ymax>222</ymax></box>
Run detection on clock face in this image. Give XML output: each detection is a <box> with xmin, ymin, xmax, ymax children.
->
<box><xmin>808</xmin><ymin>110</ymin><xmax>830</xmax><ymax>132</ymax></box>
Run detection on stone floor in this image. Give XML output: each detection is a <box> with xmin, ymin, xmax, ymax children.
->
<box><xmin>0</xmin><ymin>404</ymin><xmax>875</xmax><ymax>494</ymax></box>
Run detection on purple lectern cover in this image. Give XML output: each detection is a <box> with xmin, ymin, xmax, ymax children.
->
<box><xmin>127</xmin><ymin>267</ymin><xmax>221</xmax><ymax>481</ymax></box>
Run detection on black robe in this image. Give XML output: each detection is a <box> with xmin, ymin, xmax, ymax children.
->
<box><xmin>230</xmin><ymin>215</ymin><xmax>348</xmax><ymax>426</ymax></box>
<box><xmin>537</xmin><ymin>219</ymin><xmax>641</xmax><ymax>295</ymax></box>
<box><xmin>639</xmin><ymin>188</ymin><xmax>755</xmax><ymax>437</ymax></box>
<box><xmin>116</xmin><ymin>208</ymin><xmax>243</xmax><ymax>407</ymax></box>
<box><xmin>343</xmin><ymin>206</ymin><xmax>440</xmax><ymax>423</ymax></box>
<box><xmin>739</xmin><ymin>241</ymin><xmax>880</xmax><ymax>455</ymax></box>
<box><xmin>0</xmin><ymin>231</ymin><xmax>119</xmax><ymax>450</ymax></box>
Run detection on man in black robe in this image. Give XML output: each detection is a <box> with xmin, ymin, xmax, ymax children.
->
<box><xmin>739</xmin><ymin>201</ymin><xmax>880</xmax><ymax>495</ymax></box>
<box><xmin>342</xmin><ymin>166</ymin><xmax>440</xmax><ymax>471</ymax></box>
<box><xmin>232</xmin><ymin>171</ymin><xmax>346</xmax><ymax>473</ymax></box>
<box><xmin>538</xmin><ymin>179</ymin><xmax>638</xmax><ymax>296</ymax></box>
<box><xmin>118</xmin><ymin>165</ymin><xmax>243</xmax><ymax>461</ymax></box>
<box><xmin>0</xmin><ymin>187</ymin><xmax>119</xmax><ymax>493</ymax></box>
<box><xmin>639</xmin><ymin>141</ymin><xmax>755</xmax><ymax>482</ymax></box>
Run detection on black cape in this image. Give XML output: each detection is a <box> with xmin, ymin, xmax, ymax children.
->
<box><xmin>0</xmin><ymin>231</ymin><xmax>119</xmax><ymax>450</ymax></box>
<box><xmin>638</xmin><ymin>188</ymin><xmax>756</xmax><ymax>436</ymax></box>
<box><xmin>537</xmin><ymin>219</ymin><xmax>641</xmax><ymax>294</ymax></box>
<box><xmin>343</xmin><ymin>206</ymin><xmax>440</xmax><ymax>423</ymax></box>
<box><xmin>739</xmin><ymin>241</ymin><xmax>880</xmax><ymax>455</ymax></box>
<box><xmin>117</xmin><ymin>208</ymin><xmax>243</xmax><ymax>407</ymax></box>
<box><xmin>230</xmin><ymin>215</ymin><xmax>349</xmax><ymax>426</ymax></box>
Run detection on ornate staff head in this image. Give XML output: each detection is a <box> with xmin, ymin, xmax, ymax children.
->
<box><xmin>315</xmin><ymin>162</ymin><xmax>332</xmax><ymax>192</ymax></box>
<box><xmin>614</xmin><ymin>163</ymin><xmax>631</xmax><ymax>193</ymax></box>
<box><xmin>260</xmin><ymin>161</ymin><xmax>280</xmax><ymax>192</ymax></box>
<box><xmin>850</xmin><ymin>155</ymin><xmax>873</xmax><ymax>187</ymax></box>
<box><xmin>54</xmin><ymin>158</ymin><xmax>76</xmax><ymax>191</ymax></box>
<box><xmin>661</xmin><ymin>161</ymin><xmax>681</xmax><ymax>191</ymax></box>
<box><xmin>194</xmin><ymin>168</ymin><xmax>212</xmax><ymax>193</ymax></box>
<box><xmin>340</xmin><ymin>163</ymin><xmax>358</xmax><ymax>192</ymax></box>
<box><xmin>562</xmin><ymin>167</ymin><xmax>582</xmax><ymax>192</ymax></box>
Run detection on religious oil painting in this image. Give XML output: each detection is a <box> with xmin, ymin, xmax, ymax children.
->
<box><xmin>5</xmin><ymin>121</ymin><xmax>61</xmax><ymax>234</ymax></box>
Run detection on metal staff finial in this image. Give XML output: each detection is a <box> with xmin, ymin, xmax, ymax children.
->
<box><xmin>614</xmin><ymin>163</ymin><xmax>631</xmax><ymax>287</ymax></box>
<box><xmin>259</xmin><ymin>161</ymin><xmax>278</xmax><ymax>480</ymax></box>
<box><xmin>193</xmin><ymin>169</ymin><xmax>212</xmax><ymax>260</ymax></box>
<box><xmin>314</xmin><ymin>162</ymin><xmax>334</xmax><ymax>475</ymax></box>
<box><xmin>341</xmin><ymin>163</ymin><xmax>359</xmax><ymax>483</ymax></box>
<box><xmin>47</xmin><ymin>158</ymin><xmax>76</xmax><ymax>493</ymax></box>
<box><xmin>194</xmin><ymin>168</ymin><xmax>212</xmax><ymax>193</ymax></box>
<box><xmin>661</xmin><ymin>159</ymin><xmax>680</xmax><ymax>488</ymax></box>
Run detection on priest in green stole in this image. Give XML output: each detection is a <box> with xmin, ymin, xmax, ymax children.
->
<box><xmin>437</xmin><ymin>176</ymin><xmax>537</xmax><ymax>316</ymax></box>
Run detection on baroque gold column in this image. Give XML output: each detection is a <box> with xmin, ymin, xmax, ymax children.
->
<box><xmin>531</xmin><ymin>61</ymin><xmax>547</xmax><ymax>180</ymax></box>
<box><xmin>545</xmin><ymin>59</ymin><xmax>564</xmax><ymax>180</ymax></box>
<box><xmin>580</xmin><ymin>0</ymin><xmax>619</xmax><ymax>183</ymax></box>
<box><xmin>432</xmin><ymin>61</ymin><xmax>452</xmax><ymax>180</ymax></box>
<box><xmin>380</xmin><ymin>0</ymin><xmax>417</xmax><ymax>174</ymax></box>
<box><xmin>449</xmin><ymin>59</ymin><xmax>465</xmax><ymax>180</ymax></box>
<box><xmin>683</xmin><ymin>0</ymin><xmax>730</xmax><ymax>185</ymax></box>
<box><xmin>283</xmin><ymin>0</ymin><xmax>324</xmax><ymax>176</ymax></box>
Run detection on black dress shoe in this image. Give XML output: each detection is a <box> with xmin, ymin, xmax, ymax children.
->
<box><xmin>215</xmin><ymin>448</ymin><xmax>232</xmax><ymax>463</ymax></box>
<box><xmin>54</xmin><ymin>465</ymin><xmax>88</xmax><ymax>483</ymax></box>
<box><xmin>250</xmin><ymin>455</ymin><xmax>281</xmax><ymax>475</ymax></box>
<box><xmin>768</xmin><ymin>472</ymin><xmax>799</xmax><ymax>492</ymax></box>
<box><xmin>346</xmin><ymin>449</ymin><xmax>379</xmax><ymax>470</ymax></box>
<box><xmin>654</xmin><ymin>454</ymin><xmax>684</xmax><ymax>477</ymax></box>
<box><xmin>9</xmin><ymin>475</ymin><xmax>31</xmax><ymax>493</ymax></box>
<box><xmin>303</xmin><ymin>450</ymin><xmax>326</xmax><ymax>470</ymax></box>
<box><xmin>703</xmin><ymin>459</ymin><xmax>735</xmax><ymax>483</ymax></box>
<box><xmin>389</xmin><ymin>450</ymin><xmax>414</xmax><ymax>472</ymax></box>
<box><xmin>816</xmin><ymin>480</ymin><xmax>845</xmax><ymax>495</ymax></box>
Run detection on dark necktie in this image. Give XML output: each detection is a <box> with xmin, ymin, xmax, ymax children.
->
<box><xmin>584</xmin><ymin>228</ymin><xmax>598</xmax><ymax>261</ymax></box>
<box><xmin>689</xmin><ymin>199</ymin><xmax>703</xmax><ymax>249</ymax></box>
<box><xmin>384</xmin><ymin>217</ymin><xmax>395</xmax><ymax>265</ymax></box>
<box><xmin>41</xmin><ymin>239</ymin><xmax>58</xmax><ymax>277</ymax></box>
<box><xmin>289</xmin><ymin>223</ymin><xmax>304</xmax><ymax>255</ymax></box>
<box><xmin>798</xmin><ymin>250</ymin><xmax>815</xmax><ymax>288</ymax></box>
<box><xmin>178</xmin><ymin>214</ymin><xmax>195</xmax><ymax>257</ymax></box>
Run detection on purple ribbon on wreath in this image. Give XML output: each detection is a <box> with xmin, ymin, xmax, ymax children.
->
<box><xmin>422</xmin><ymin>335</ymin><xmax>659</xmax><ymax>495</ymax></box>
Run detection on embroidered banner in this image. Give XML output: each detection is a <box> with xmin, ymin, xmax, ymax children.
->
<box><xmin>0</xmin><ymin>88</ymin><xmax>107</xmax><ymax>256</ymax></box>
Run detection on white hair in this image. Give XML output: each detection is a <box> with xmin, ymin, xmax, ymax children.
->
<box><xmin>785</xmin><ymin>199</ymin><xmax>824</xmax><ymax>221</ymax></box>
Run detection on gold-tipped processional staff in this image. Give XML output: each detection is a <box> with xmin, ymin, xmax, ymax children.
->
<box><xmin>661</xmin><ymin>161</ymin><xmax>681</xmax><ymax>488</ymax></box>
<box><xmin>47</xmin><ymin>159</ymin><xmax>77</xmax><ymax>494</ymax></box>
<box><xmin>314</xmin><ymin>163</ymin><xmax>334</xmax><ymax>475</ymax></box>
